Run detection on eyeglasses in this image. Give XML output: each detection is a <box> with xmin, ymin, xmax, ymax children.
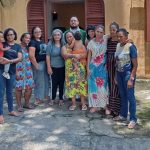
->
<box><xmin>7</xmin><ymin>34</ymin><xmax>14</xmax><ymax>37</ymax></box>
<box><xmin>34</xmin><ymin>31</ymin><xmax>42</xmax><ymax>34</ymax></box>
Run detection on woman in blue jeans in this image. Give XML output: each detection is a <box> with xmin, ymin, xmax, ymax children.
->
<box><xmin>114</xmin><ymin>28</ymin><xmax>138</xmax><ymax>129</ymax></box>
<box><xmin>0</xmin><ymin>28</ymin><xmax>22</xmax><ymax>124</ymax></box>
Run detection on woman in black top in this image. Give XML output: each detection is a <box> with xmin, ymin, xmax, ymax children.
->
<box><xmin>0</xmin><ymin>28</ymin><xmax>22</xmax><ymax>124</ymax></box>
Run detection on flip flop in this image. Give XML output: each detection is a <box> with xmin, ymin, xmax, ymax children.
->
<box><xmin>0</xmin><ymin>116</ymin><xmax>4</xmax><ymax>124</ymax></box>
<box><xmin>34</xmin><ymin>100</ymin><xmax>44</xmax><ymax>105</ymax></box>
<box><xmin>17</xmin><ymin>107</ymin><xmax>24</xmax><ymax>112</ymax></box>
<box><xmin>23</xmin><ymin>105</ymin><xmax>35</xmax><ymax>109</ymax></box>
<box><xmin>59</xmin><ymin>100</ymin><xmax>64</xmax><ymax>106</ymax></box>
<box><xmin>8</xmin><ymin>111</ymin><xmax>19</xmax><ymax>117</ymax></box>
<box><xmin>128</xmin><ymin>121</ymin><xmax>136</xmax><ymax>129</ymax></box>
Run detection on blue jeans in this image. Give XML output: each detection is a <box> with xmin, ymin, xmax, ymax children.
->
<box><xmin>32</xmin><ymin>61</ymin><xmax>49</xmax><ymax>101</ymax></box>
<box><xmin>116</xmin><ymin>71</ymin><xmax>137</xmax><ymax>122</ymax></box>
<box><xmin>0</xmin><ymin>70</ymin><xmax>16</xmax><ymax>115</ymax></box>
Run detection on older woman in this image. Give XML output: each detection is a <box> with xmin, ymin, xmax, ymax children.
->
<box><xmin>46</xmin><ymin>29</ymin><xmax>65</xmax><ymax>106</ymax></box>
<box><xmin>62</xmin><ymin>31</ymin><xmax>87</xmax><ymax>111</ymax></box>
<box><xmin>28</xmin><ymin>26</ymin><xmax>49</xmax><ymax>105</ymax></box>
<box><xmin>114</xmin><ymin>28</ymin><xmax>138</xmax><ymax>129</ymax></box>
<box><xmin>87</xmin><ymin>25</ymin><xmax>109</xmax><ymax>113</ymax></box>
<box><xmin>15</xmin><ymin>33</ymin><xmax>34</xmax><ymax>112</ymax></box>
<box><xmin>106</xmin><ymin>22</ymin><xmax>120</xmax><ymax>116</ymax></box>
<box><xmin>0</xmin><ymin>28</ymin><xmax>22</xmax><ymax>124</ymax></box>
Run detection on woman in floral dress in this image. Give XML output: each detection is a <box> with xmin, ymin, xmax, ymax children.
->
<box><xmin>87</xmin><ymin>25</ymin><xmax>109</xmax><ymax>113</ymax></box>
<box><xmin>62</xmin><ymin>31</ymin><xmax>87</xmax><ymax>111</ymax></box>
<box><xmin>16</xmin><ymin>33</ymin><xmax>34</xmax><ymax>111</ymax></box>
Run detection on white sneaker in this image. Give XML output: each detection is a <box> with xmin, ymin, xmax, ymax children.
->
<box><xmin>2</xmin><ymin>72</ymin><xmax>10</xmax><ymax>79</ymax></box>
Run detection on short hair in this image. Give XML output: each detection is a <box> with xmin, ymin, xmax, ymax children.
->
<box><xmin>4</xmin><ymin>28</ymin><xmax>17</xmax><ymax>41</ymax></box>
<box><xmin>109</xmin><ymin>22</ymin><xmax>119</xmax><ymax>31</ymax></box>
<box><xmin>74</xmin><ymin>31</ymin><xmax>81</xmax><ymax>41</ymax></box>
<box><xmin>20</xmin><ymin>32</ymin><xmax>30</xmax><ymax>42</ymax></box>
<box><xmin>117</xmin><ymin>28</ymin><xmax>129</xmax><ymax>37</ymax></box>
<box><xmin>86</xmin><ymin>25</ymin><xmax>95</xmax><ymax>40</ymax></box>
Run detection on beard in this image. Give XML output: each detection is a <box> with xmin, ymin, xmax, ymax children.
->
<box><xmin>71</xmin><ymin>26</ymin><xmax>78</xmax><ymax>29</ymax></box>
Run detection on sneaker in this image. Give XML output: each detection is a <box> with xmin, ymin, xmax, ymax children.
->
<box><xmin>2</xmin><ymin>72</ymin><xmax>10</xmax><ymax>79</ymax></box>
<box><xmin>113</xmin><ymin>115</ymin><xmax>127</xmax><ymax>121</ymax></box>
<box><xmin>128</xmin><ymin>120</ymin><xmax>136</xmax><ymax>129</ymax></box>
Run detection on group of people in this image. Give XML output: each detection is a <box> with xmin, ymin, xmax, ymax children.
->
<box><xmin>0</xmin><ymin>16</ymin><xmax>138</xmax><ymax>129</ymax></box>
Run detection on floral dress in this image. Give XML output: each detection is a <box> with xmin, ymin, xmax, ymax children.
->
<box><xmin>87</xmin><ymin>38</ymin><xmax>109</xmax><ymax>108</ymax></box>
<box><xmin>16</xmin><ymin>47</ymin><xmax>34</xmax><ymax>90</ymax></box>
<box><xmin>65</xmin><ymin>47</ymin><xmax>87</xmax><ymax>98</ymax></box>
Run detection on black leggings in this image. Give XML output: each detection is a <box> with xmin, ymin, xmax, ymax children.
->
<box><xmin>51</xmin><ymin>67</ymin><xmax>65</xmax><ymax>100</ymax></box>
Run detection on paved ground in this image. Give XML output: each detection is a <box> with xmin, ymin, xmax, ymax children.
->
<box><xmin>0</xmin><ymin>79</ymin><xmax>150</xmax><ymax>150</ymax></box>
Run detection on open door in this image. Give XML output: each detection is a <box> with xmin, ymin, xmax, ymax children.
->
<box><xmin>27</xmin><ymin>0</ymin><xmax>47</xmax><ymax>42</ymax></box>
<box><xmin>85</xmin><ymin>0</ymin><xmax>105</xmax><ymax>27</ymax></box>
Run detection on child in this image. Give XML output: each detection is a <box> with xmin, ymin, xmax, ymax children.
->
<box><xmin>69</xmin><ymin>31</ymin><xmax>87</xmax><ymax>71</ymax></box>
<box><xmin>0</xmin><ymin>31</ymin><xmax>10</xmax><ymax>79</ymax></box>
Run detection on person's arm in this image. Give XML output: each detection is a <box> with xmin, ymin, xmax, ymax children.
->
<box><xmin>61</xmin><ymin>45</ymin><xmax>75</xmax><ymax>59</ymax></box>
<box><xmin>86</xmin><ymin>49</ymin><xmax>92</xmax><ymax>77</ymax></box>
<box><xmin>0</xmin><ymin>46</ymin><xmax>10</xmax><ymax>51</ymax></box>
<box><xmin>46</xmin><ymin>55</ymin><xmax>53</xmax><ymax>75</ymax></box>
<box><xmin>29</xmin><ymin>46</ymin><xmax>39</xmax><ymax>69</ymax></box>
<box><xmin>10</xmin><ymin>52</ymin><xmax>22</xmax><ymax>64</ymax></box>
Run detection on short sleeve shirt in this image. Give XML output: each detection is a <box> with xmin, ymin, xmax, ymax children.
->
<box><xmin>28</xmin><ymin>39</ymin><xmax>47</xmax><ymax>62</ymax></box>
<box><xmin>0</xmin><ymin>42</ymin><xmax>22</xmax><ymax>75</ymax></box>
<box><xmin>46</xmin><ymin>41</ymin><xmax>64</xmax><ymax>68</ymax></box>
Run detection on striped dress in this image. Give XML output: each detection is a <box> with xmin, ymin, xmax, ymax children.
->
<box><xmin>107</xmin><ymin>38</ymin><xmax>120</xmax><ymax>115</ymax></box>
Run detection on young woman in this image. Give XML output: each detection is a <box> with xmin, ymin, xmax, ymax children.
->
<box><xmin>46</xmin><ymin>29</ymin><xmax>65</xmax><ymax>106</ymax></box>
<box><xmin>87</xmin><ymin>25</ymin><xmax>109</xmax><ymax>113</ymax></box>
<box><xmin>15</xmin><ymin>33</ymin><xmax>34</xmax><ymax>112</ymax></box>
<box><xmin>0</xmin><ymin>28</ymin><xmax>22</xmax><ymax>124</ymax></box>
<box><xmin>28</xmin><ymin>27</ymin><xmax>49</xmax><ymax>105</ymax></box>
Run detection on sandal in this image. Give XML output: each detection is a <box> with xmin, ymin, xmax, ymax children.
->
<box><xmin>69</xmin><ymin>105</ymin><xmax>76</xmax><ymax>111</ymax></box>
<box><xmin>0</xmin><ymin>115</ymin><xmax>4</xmax><ymax>124</ymax></box>
<box><xmin>113</xmin><ymin>115</ymin><xmax>127</xmax><ymax>121</ymax></box>
<box><xmin>89</xmin><ymin>107</ymin><xmax>99</xmax><ymax>113</ymax></box>
<box><xmin>17</xmin><ymin>107</ymin><xmax>24</xmax><ymax>112</ymax></box>
<box><xmin>23</xmin><ymin>104</ymin><xmax>34</xmax><ymax>109</ymax></box>
<box><xmin>128</xmin><ymin>121</ymin><xmax>136</xmax><ymax>129</ymax></box>
<box><xmin>8</xmin><ymin>111</ymin><xmax>19</xmax><ymax>117</ymax></box>
<box><xmin>59</xmin><ymin>100</ymin><xmax>64</xmax><ymax>106</ymax></box>
<box><xmin>82</xmin><ymin>105</ymin><xmax>87</xmax><ymax>111</ymax></box>
<box><xmin>34</xmin><ymin>100</ymin><xmax>43</xmax><ymax>105</ymax></box>
<box><xmin>49</xmin><ymin>100</ymin><xmax>54</xmax><ymax>106</ymax></box>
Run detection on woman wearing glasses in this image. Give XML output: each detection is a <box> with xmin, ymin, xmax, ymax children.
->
<box><xmin>0</xmin><ymin>28</ymin><xmax>22</xmax><ymax>124</ymax></box>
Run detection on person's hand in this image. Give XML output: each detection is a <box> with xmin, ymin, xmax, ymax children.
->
<box><xmin>5</xmin><ymin>46</ymin><xmax>11</xmax><ymax>51</ymax></box>
<box><xmin>0</xmin><ymin>57</ymin><xmax>10</xmax><ymax>64</ymax></box>
<box><xmin>47</xmin><ymin>66</ymin><xmax>53</xmax><ymax>75</ymax></box>
<box><xmin>74</xmin><ymin>54</ymin><xmax>81</xmax><ymax>60</ymax></box>
<box><xmin>16</xmin><ymin>73</ymin><xmax>20</xmax><ymax>81</ymax></box>
<box><xmin>127</xmin><ymin>79</ymin><xmax>133</xmax><ymax>88</ymax></box>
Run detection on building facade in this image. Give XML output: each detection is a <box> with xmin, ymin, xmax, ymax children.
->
<box><xmin>0</xmin><ymin>0</ymin><xmax>149</xmax><ymax>78</ymax></box>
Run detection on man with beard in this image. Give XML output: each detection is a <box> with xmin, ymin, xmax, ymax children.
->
<box><xmin>65</xmin><ymin>16</ymin><xmax>86</xmax><ymax>45</ymax></box>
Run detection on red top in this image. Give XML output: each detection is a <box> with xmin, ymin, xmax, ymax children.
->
<box><xmin>0</xmin><ymin>43</ymin><xmax>4</xmax><ymax>57</ymax></box>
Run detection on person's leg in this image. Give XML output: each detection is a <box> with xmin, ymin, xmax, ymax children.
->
<box><xmin>50</xmin><ymin>67</ymin><xmax>58</xmax><ymax>105</ymax></box>
<box><xmin>0</xmin><ymin>72</ymin><xmax>6</xmax><ymax>123</ymax></box>
<box><xmin>24</xmin><ymin>89</ymin><xmax>33</xmax><ymax>107</ymax></box>
<box><xmin>127</xmin><ymin>86</ymin><xmax>137</xmax><ymax>122</ymax></box>
<box><xmin>15</xmin><ymin>89</ymin><xmax>23</xmax><ymax>112</ymax></box>
<box><xmin>80</xmin><ymin>95</ymin><xmax>87</xmax><ymax>110</ymax></box>
<box><xmin>58</xmin><ymin>67</ymin><xmax>65</xmax><ymax>105</ymax></box>
<box><xmin>116</xmin><ymin>72</ymin><xmax>128</xmax><ymax>119</ymax></box>
<box><xmin>69</xmin><ymin>96</ymin><xmax>76</xmax><ymax>110</ymax></box>
<box><xmin>6</xmin><ymin>74</ymin><xmax>18</xmax><ymax>116</ymax></box>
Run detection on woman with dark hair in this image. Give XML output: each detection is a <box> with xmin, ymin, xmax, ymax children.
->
<box><xmin>62</xmin><ymin>31</ymin><xmax>87</xmax><ymax>111</ymax></box>
<box><xmin>46</xmin><ymin>29</ymin><xmax>65</xmax><ymax>106</ymax></box>
<box><xmin>15</xmin><ymin>33</ymin><xmax>34</xmax><ymax>112</ymax></box>
<box><xmin>114</xmin><ymin>28</ymin><xmax>138</xmax><ymax>129</ymax></box>
<box><xmin>85</xmin><ymin>25</ymin><xmax>95</xmax><ymax>47</ymax></box>
<box><xmin>87</xmin><ymin>25</ymin><xmax>109</xmax><ymax>113</ymax></box>
<box><xmin>28</xmin><ymin>26</ymin><xmax>49</xmax><ymax>105</ymax></box>
<box><xmin>106</xmin><ymin>22</ymin><xmax>120</xmax><ymax>117</ymax></box>
<box><xmin>0</xmin><ymin>28</ymin><xmax>22</xmax><ymax>124</ymax></box>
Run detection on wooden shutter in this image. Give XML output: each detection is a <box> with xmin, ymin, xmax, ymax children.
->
<box><xmin>27</xmin><ymin>0</ymin><xmax>47</xmax><ymax>42</ymax></box>
<box><xmin>85</xmin><ymin>0</ymin><xmax>105</xmax><ymax>27</ymax></box>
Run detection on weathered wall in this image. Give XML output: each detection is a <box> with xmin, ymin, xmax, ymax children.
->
<box><xmin>0</xmin><ymin>0</ymin><xmax>29</xmax><ymax>41</ymax></box>
<box><xmin>104</xmin><ymin>0</ymin><xmax>146</xmax><ymax>78</ymax></box>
